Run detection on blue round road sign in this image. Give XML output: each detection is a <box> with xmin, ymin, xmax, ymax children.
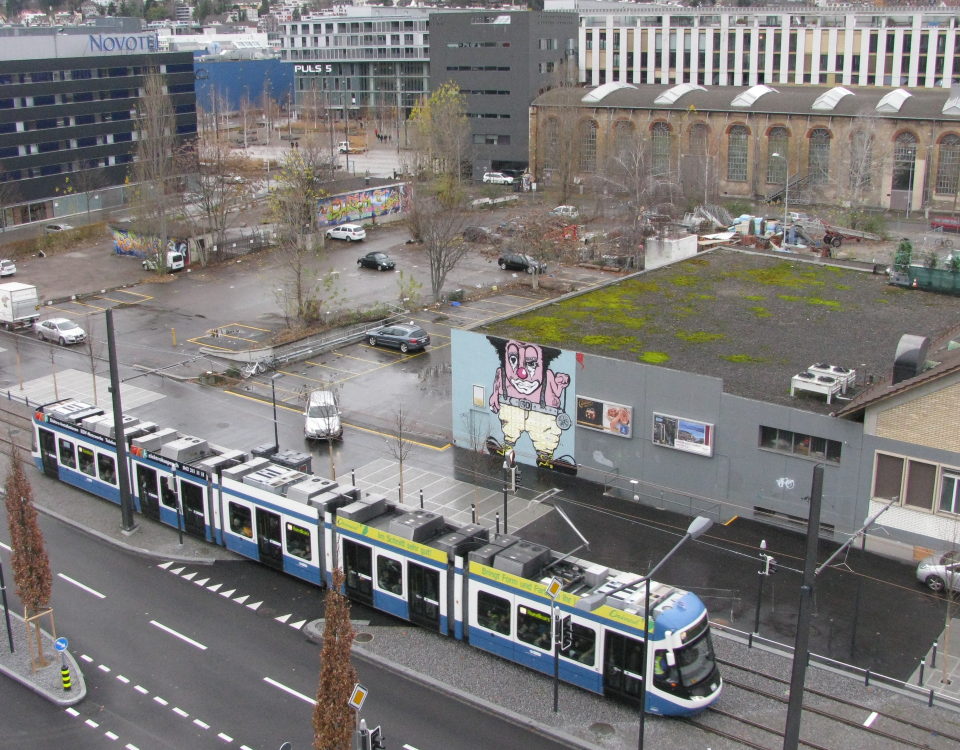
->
<box><xmin>54</xmin><ymin>637</ymin><xmax>68</xmax><ymax>652</ymax></box>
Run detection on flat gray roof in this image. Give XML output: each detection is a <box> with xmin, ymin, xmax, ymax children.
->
<box><xmin>477</xmin><ymin>248</ymin><xmax>960</xmax><ymax>414</ymax></box>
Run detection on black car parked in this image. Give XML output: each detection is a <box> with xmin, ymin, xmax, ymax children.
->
<box><xmin>357</xmin><ymin>252</ymin><xmax>396</xmax><ymax>271</ymax></box>
<box><xmin>498</xmin><ymin>252</ymin><xmax>546</xmax><ymax>274</ymax></box>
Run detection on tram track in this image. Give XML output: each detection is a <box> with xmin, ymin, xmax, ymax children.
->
<box><xmin>699</xmin><ymin>657</ymin><xmax>960</xmax><ymax>750</ymax></box>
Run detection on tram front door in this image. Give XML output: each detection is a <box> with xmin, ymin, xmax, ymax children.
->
<box><xmin>603</xmin><ymin>631</ymin><xmax>646</xmax><ymax>706</ymax></box>
<box><xmin>37</xmin><ymin>428</ymin><xmax>59</xmax><ymax>478</ymax></box>
<box><xmin>408</xmin><ymin>563</ymin><xmax>440</xmax><ymax>630</ymax></box>
<box><xmin>135</xmin><ymin>465</ymin><xmax>160</xmax><ymax>521</ymax></box>
<box><xmin>342</xmin><ymin>540</ymin><xmax>373</xmax><ymax>605</ymax></box>
<box><xmin>255</xmin><ymin>508</ymin><xmax>283</xmax><ymax>569</ymax></box>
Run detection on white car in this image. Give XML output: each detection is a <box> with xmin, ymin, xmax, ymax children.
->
<box><xmin>304</xmin><ymin>389</ymin><xmax>343</xmax><ymax>440</ymax></box>
<box><xmin>551</xmin><ymin>205</ymin><xmax>580</xmax><ymax>220</ymax></box>
<box><xmin>326</xmin><ymin>224</ymin><xmax>366</xmax><ymax>242</ymax></box>
<box><xmin>482</xmin><ymin>172</ymin><xmax>514</xmax><ymax>185</ymax></box>
<box><xmin>36</xmin><ymin>317</ymin><xmax>86</xmax><ymax>345</ymax></box>
<box><xmin>0</xmin><ymin>259</ymin><xmax>15</xmax><ymax>276</ymax></box>
<box><xmin>917</xmin><ymin>550</ymin><xmax>960</xmax><ymax>593</ymax></box>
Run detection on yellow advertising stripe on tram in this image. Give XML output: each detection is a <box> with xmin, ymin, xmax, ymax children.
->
<box><xmin>337</xmin><ymin>517</ymin><xmax>447</xmax><ymax>563</ymax></box>
<box><xmin>469</xmin><ymin>561</ymin><xmax>580</xmax><ymax>608</ymax></box>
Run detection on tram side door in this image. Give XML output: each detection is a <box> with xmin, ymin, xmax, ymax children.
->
<box><xmin>407</xmin><ymin>562</ymin><xmax>440</xmax><ymax>630</ymax></box>
<box><xmin>603</xmin><ymin>631</ymin><xmax>646</xmax><ymax>705</ymax></box>
<box><xmin>37</xmin><ymin>428</ymin><xmax>59</xmax><ymax>478</ymax></box>
<box><xmin>255</xmin><ymin>508</ymin><xmax>283</xmax><ymax>570</ymax></box>
<box><xmin>342</xmin><ymin>540</ymin><xmax>373</xmax><ymax>605</ymax></box>
<box><xmin>180</xmin><ymin>480</ymin><xmax>207</xmax><ymax>539</ymax></box>
<box><xmin>135</xmin><ymin>465</ymin><xmax>160</xmax><ymax>521</ymax></box>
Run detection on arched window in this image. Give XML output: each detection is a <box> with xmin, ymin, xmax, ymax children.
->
<box><xmin>767</xmin><ymin>127</ymin><xmax>789</xmax><ymax>184</ymax></box>
<box><xmin>808</xmin><ymin>128</ymin><xmax>831</xmax><ymax>185</ymax></box>
<box><xmin>848</xmin><ymin>130</ymin><xmax>873</xmax><ymax>193</ymax></box>
<box><xmin>892</xmin><ymin>131</ymin><xmax>918</xmax><ymax>191</ymax></box>
<box><xmin>651</xmin><ymin>122</ymin><xmax>672</xmax><ymax>176</ymax></box>
<box><xmin>542</xmin><ymin>117</ymin><xmax>561</xmax><ymax>171</ymax></box>
<box><xmin>689</xmin><ymin>123</ymin><xmax>709</xmax><ymax>156</ymax></box>
<box><xmin>612</xmin><ymin>120</ymin><xmax>635</xmax><ymax>170</ymax></box>
<box><xmin>578</xmin><ymin>120</ymin><xmax>598</xmax><ymax>173</ymax></box>
<box><xmin>935</xmin><ymin>134</ymin><xmax>960</xmax><ymax>195</ymax></box>
<box><xmin>727</xmin><ymin>125</ymin><xmax>748</xmax><ymax>182</ymax></box>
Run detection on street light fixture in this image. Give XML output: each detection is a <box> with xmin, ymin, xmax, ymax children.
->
<box><xmin>771</xmin><ymin>152</ymin><xmax>789</xmax><ymax>246</ymax></box>
<box><xmin>575</xmin><ymin>515</ymin><xmax>713</xmax><ymax>750</ymax></box>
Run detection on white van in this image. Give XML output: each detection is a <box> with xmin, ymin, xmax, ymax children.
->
<box><xmin>143</xmin><ymin>250</ymin><xmax>185</xmax><ymax>271</ymax></box>
<box><xmin>304</xmin><ymin>389</ymin><xmax>342</xmax><ymax>440</ymax></box>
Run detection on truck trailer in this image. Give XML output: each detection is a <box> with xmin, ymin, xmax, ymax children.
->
<box><xmin>0</xmin><ymin>281</ymin><xmax>39</xmax><ymax>330</ymax></box>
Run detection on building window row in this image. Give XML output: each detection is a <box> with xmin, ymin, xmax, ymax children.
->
<box><xmin>446</xmin><ymin>41</ymin><xmax>509</xmax><ymax>48</ymax></box>
<box><xmin>467</xmin><ymin>113</ymin><xmax>510</xmax><ymax>119</ymax></box>
<box><xmin>446</xmin><ymin>65</ymin><xmax>510</xmax><ymax>72</ymax></box>
<box><xmin>873</xmin><ymin>452</ymin><xmax>960</xmax><ymax>516</ymax></box>
<box><xmin>460</xmin><ymin>90</ymin><xmax>510</xmax><ymax>96</ymax></box>
<box><xmin>473</xmin><ymin>134</ymin><xmax>510</xmax><ymax>145</ymax></box>
<box><xmin>759</xmin><ymin>426</ymin><xmax>842</xmax><ymax>463</ymax></box>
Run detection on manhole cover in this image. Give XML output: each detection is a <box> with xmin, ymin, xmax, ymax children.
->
<box><xmin>589</xmin><ymin>723</ymin><xmax>614</xmax><ymax>737</ymax></box>
<box><xmin>354</xmin><ymin>632</ymin><xmax>374</xmax><ymax>643</ymax></box>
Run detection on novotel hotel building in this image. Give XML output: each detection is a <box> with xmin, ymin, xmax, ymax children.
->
<box><xmin>0</xmin><ymin>24</ymin><xmax>196</xmax><ymax>224</ymax></box>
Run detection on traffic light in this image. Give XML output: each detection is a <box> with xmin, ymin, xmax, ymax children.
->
<box><xmin>370</xmin><ymin>725</ymin><xmax>385</xmax><ymax>750</ymax></box>
<box><xmin>555</xmin><ymin>614</ymin><xmax>573</xmax><ymax>650</ymax></box>
<box><xmin>761</xmin><ymin>553</ymin><xmax>777</xmax><ymax>576</ymax></box>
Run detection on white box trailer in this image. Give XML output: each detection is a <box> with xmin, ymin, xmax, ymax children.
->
<box><xmin>0</xmin><ymin>281</ymin><xmax>39</xmax><ymax>330</ymax></box>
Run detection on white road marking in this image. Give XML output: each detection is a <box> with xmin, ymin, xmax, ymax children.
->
<box><xmin>172</xmin><ymin>707</ymin><xmax>189</xmax><ymax>718</ymax></box>
<box><xmin>275</xmin><ymin>613</ymin><xmax>291</xmax><ymax>623</ymax></box>
<box><xmin>153</xmin><ymin>696</ymin><xmax>169</xmax><ymax>706</ymax></box>
<box><xmin>207</xmin><ymin>583</ymin><xmax>222</xmax><ymax>592</ymax></box>
<box><xmin>233</xmin><ymin>594</ymin><xmax>249</xmax><ymax>604</ymax></box>
<box><xmin>85</xmin><ymin>719</ymin><xmax>99</xmax><ymax>729</ymax></box>
<box><xmin>149</xmin><ymin>620</ymin><xmax>208</xmax><ymax>650</ymax></box>
<box><xmin>58</xmin><ymin>573</ymin><xmax>106</xmax><ymax>599</ymax></box>
<box><xmin>289</xmin><ymin>619</ymin><xmax>306</xmax><ymax>630</ymax></box>
<box><xmin>403</xmin><ymin>745</ymin><xmax>421</xmax><ymax>750</ymax></box>
<box><xmin>169</xmin><ymin>566</ymin><xmax>184</xmax><ymax>575</ymax></box>
<box><xmin>864</xmin><ymin>711</ymin><xmax>878</xmax><ymax>727</ymax></box>
<box><xmin>193</xmin><ymin>718</ymin><xmax>210</xmax><ymax>729</ymax></box>
<box><xmin>246</xmin><ymin>601</ymin><xmax>262</xmax><ymax>610</ymax></box>
<box><xmin>126</xmin><ymin>744</ymin><xmax>140</xmax><ymax>750</ymax></box>
<box><xmin>263</xmin><ymin>676</ymin><xmax>316</xmax><ymax>705</ymax></box>
<box><xmin>105</xmin><ymin>730</ymin><xmax>119</xmax><ymax>740</ymax></box>
<box><xmin>218</xmin><ymin>732</ymin><xmax>234</xmax><ymax>742</ymax></box>
<box><xmin>98</xmin><ymin>664</ymin><xmax>111</xmax><ymax>673</ymax></box>
<box><xmin>194</xmin><ymin>577</ymin><xmax>209</xmax><ymax>586</ymax></box>
<box><xmin>66</xmin><ymin>707</ymin><xmax>80</xmax><ymax>717</ymax></box>
<box><xmin>116</xmin><ymin>674</ymin><xmax>130</xmax><ymax>684</ymax></box>
<box><xmin>219</xmin><ymin>588</ymin><xmax>236</xmax><ymax>598</ymax></box>
<box><xmin>182</xmin><ymin>572</ymin><xmax>197</xmax><ymax>581</ymax></box>
<box><xmin>134</xmin><ymin>684</ymin><xmax>148</xmax><ymax>694</ymax></box>
<box><xmin>157</xmin><ymin>561</ymin><xmax>172</xmax><ymax>569</ymax></box>
<box><xmin>80</xmin><ymin>654</ymin><xmax>94</xmax><ymax>663</ymax></box>
<box><xmin>0</xmin><ymin>541</ymin><xmax>10</xmax><ymax>552</ymax></box>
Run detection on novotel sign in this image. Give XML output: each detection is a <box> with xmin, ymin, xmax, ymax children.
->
<box><xmin>88</xmin><ymin>34</ymin><xmax>160</xmax><ymax>53</ymax></box>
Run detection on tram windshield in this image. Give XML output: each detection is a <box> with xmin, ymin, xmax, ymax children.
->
<box><xmin>675</xmin><ymin>621</ymin><xmax>716</xmax><ymax>687</ymax></box>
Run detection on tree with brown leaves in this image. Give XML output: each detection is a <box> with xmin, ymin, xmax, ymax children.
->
<box><xmin>313</xmin><ymin>568</ymin><xmax>357</xmax><ymax>750</ymax></box>
<box><xmin>4</xmin><ymin>447</ymin><xmax>52</xmax><ymax>666</ymax></box>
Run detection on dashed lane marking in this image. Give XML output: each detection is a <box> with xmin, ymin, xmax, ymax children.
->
<box><xmin>58</xmin><ymin>572</ymin><xmax>106</xmax><ymax>599</ymax></box>
<box><xmin>263</xmin><ymin>676</ymin><xmax>316</xmax><ymax>705</ymax></box>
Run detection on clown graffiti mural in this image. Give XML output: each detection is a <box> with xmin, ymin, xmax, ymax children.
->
<box><xmin>484</xmin><ymin>336</ymin><xmax>576</xmax><ymax>474</ymax></box>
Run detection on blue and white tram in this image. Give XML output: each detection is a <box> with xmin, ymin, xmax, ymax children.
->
<box><xmin>32</xmin><ymin>399</ymin><xmax>721</xmax><ymax>717</ymax></box>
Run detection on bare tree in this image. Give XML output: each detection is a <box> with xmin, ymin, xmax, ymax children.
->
<box><xmin>131</xmin><ymin>70</ymin><xmax>178</xmax><ymax>273</ymax></box>
<box><xmin>4</xmin><ymin>447</ymin><xmax>53</xmax><ymax>668</ymax></box>
<box><xmin>405</xmin><ymin>182</ymin><xmax>471</xmax><ymax>303</ymax></box>
<box><xmin>535</xmin><ymin>88</ymin><xmax>586</xmax><ymax>205</ymax></box>
<box><xmin>407</xmin><ymin>82</ymin><xmax>470</xmax><ymax>180</ymax></box>
<box><xmin>270</xmin><ymin>136</ymin><xmax>340</xmax><ymax>325</ymax></box>
<box><xmin>312</xmin><ymin>568</ymin><xmax>357</xmax><ymax>750</ymax></box>
<box><xmin>386</xmin><ymin>402</ymin><xmax>413</xmax><ymax>504</ymax></box>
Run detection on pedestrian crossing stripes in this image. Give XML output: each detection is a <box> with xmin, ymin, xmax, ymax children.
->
<box><xmin>157</xmin><ymin>561</ymin><xmax>305</xmax><ymax>629</ymax></box>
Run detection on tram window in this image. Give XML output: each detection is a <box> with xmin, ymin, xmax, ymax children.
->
<box><xmin>517</xmin><ymin>605</ymin><xmax>552</xmax><ymax>651</ymax></box>
<box><xmin>561</xmin><ymin>623</ymin><xmax>596</xmax><ymax>666</ymax></box>
<box><xmin>376</xmin><ymin>557</ymin><xmax>402</xmax><ymax>595</ymax></box>
<box><xmin>97</xmin><ymin>454</ymin><xmax>117</xmax><ymax>485</ymax></box>
<box><xmin>228</xmin><ymin>503</ymin><xmax>252</xmax><ymax>537</ymax></box>
<box><xmin>285</xmin><ymin>522</ymin><xmax>311</xmax><ymax>559</ymax></box>
<box><xmin>78</xmin><ymin>446</ymin><xmax>95</xmax><ymax>476</ymax></box>
<box><xmin>477</xmin><ymin>591</ymin><xmax>511</xmax><ymax>635</ymax></box>
<box><xmin>160</xmin><ymin>476</ymin><xmax>177</xmax><ymax>508</ymax></box>
<box><xmin>58</xmin><ymin>438</ymin><xmax>76</xmax><ymax>469</ymax></box>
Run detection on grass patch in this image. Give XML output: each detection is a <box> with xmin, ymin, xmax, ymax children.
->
<box><xmin>743</xmin><ymin>294</ymin><xmax>765</xmax><ymax>301</ymax></box>
<box><xmin>721</xmin><ymin>353</ymin><xmax>766</xmax><ymax>363</ymax></box>
<box><xmin>639</xmin><ymin>351</ymin><xmax>670</xmax><ymax>364</ymax></box>
<box><xmin>776</xmin><ymin>293</ymin><xmax>842</xmax><ymax>309</ymax></box>
<box><xmin>581</xmin><ymin>334</ymin><xmax>637</xmax><ymax>349</ymax></box>
<box><xmin>668</xmin><ymin>274</ymin><xmax>701</xmax><ymax>287</ymax></box>
<box><xmin>749</xmin><ymin>306</ymin><xmax>771</xmax><ymax>318</ymax></box>
<box><xmin>676</xmin><ymin>330</ymin><xmax>724</xmax><ymax>343</ymax></box>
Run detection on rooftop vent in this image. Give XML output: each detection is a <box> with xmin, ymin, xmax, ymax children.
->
<box><xmin>892</xmin><ymin>334</ymin><xmax>930</xmax><ymax>385</ymax></box>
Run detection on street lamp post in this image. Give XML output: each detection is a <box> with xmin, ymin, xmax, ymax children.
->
<box><xmin>270</xmin><ymin>373</ymin><xmax>281</xmax><ymax>451</ymax></box>
<box><xmin>772</xmin><ymin>152</ymin><xmax>789</xmax><ymax>245</ymax></box>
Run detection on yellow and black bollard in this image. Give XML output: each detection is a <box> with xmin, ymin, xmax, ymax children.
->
<box><xmin>60</xmin><ymin>658</ymin><xmax>71</xmax><ymax>691</ymax></box>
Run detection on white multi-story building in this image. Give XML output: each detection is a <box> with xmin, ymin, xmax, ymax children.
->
<box><xmin>277</xmin><ymin>6</ymin><xmax>430</xmax><ymax>124</ymax></box>
<box><xmin>546</xmin><ymin>2</ymin><xmax>960</xmax><ymax>90</ymax></box>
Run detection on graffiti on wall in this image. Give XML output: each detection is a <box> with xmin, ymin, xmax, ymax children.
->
<box><xmin>111</xmin><ymin>226</ymin><xmax>187</xmax><ymax>259</ymax></box>
<box><xmin>484</xmin><ymin>336</ymin><xmax>577</xmax><ymax>474</ymax></box>
<box><xmin>317</xmin><ymin>184</ymin><xmax>406</xmax><ymax>226</ymax></box>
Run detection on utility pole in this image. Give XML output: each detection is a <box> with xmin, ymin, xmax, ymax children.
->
<box><xmin>106</xmin><ymin>308</ymin><xmax>137</xmax><ymax>533</ymax></box>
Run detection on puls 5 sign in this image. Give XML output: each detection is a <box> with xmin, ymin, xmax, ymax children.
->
<box><xmin>294</xmin><ymin>64</ymin><xmax>334</xmax><ymax>74</ymax></box>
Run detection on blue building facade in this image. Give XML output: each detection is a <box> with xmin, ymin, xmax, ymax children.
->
<box><xmin>194</xmin><ymin>58</ymin><xmax>294</xmax><ymax>113</ymax></box>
